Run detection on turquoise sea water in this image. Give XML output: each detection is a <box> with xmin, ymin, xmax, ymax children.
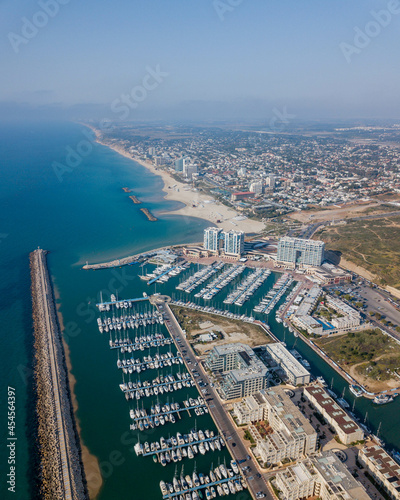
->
<box><xmin>0</xmin><ymin>121</ymin><xmax>211</xmax><ymax>499</ymax></box>
<box><xmin>1</xmin><ymin>121</ymin><xmax>400</xmax><ymax>500</ymax></box>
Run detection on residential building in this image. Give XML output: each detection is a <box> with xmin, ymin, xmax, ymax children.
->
<box><xmin>304</xmin><ymin>385</ymin><xmax>364</xmax><ymax>445</ymax></box>
<box><xmin>184</xmin><ymin>163</ymin><xmax>198</xmax><ymax>180</ymax></box>
<box><xmin>292</xmin><ymin>314</ymin><xmax>324</xmax><ymax>335</ymax></box>
<box><xmin>203</xmin><ymin>227</ymin><xmax>223</xmax><ymax>253</ymax></box>
<box><xmin>154</xmin><ymin>156</ymin><xmax>167</xmax><ymax>166</ymax></box>
<box><xmin>277</xmin><ymin>237</ymin><xmax>325</xmax><ymax>267</ymax></box>
<box><xmin>259</xmin><ymin>343</ymin><xmax>311</xmax><ymax>385</ymax></box>
<box><xmin>326</xmin><ymin>295</ymin><xmax>360</xmax><ymax>318</ymax></box>
<box><xmin>232</xmin><ymin>392</ymin><xmax>266</xmax><ymax>424</ymax></box>
<box><xmin>205</xmin><ymin>343</ymin><xmax>269</xmax><ymax>400</ymax></box>
<box><xmin>175</xmin><ymin>156</ymin><xmax>189</xmax><ymax>172</ymax></box>
<box><xmin>231</xmin><ymin>191</ymin><xmax>255</xmax><ymax>201</ymax></box>
<box><xmin>275</xmin><ymin>460</ymin><xmax>318</xmax><ymax>500</ymax></box>
<box><xmin>239</xmin><ymin>387</ymin><xmax>317</xmax><ymax>464</ymax></box>
<box><xmin>224</xmin><ymin>230</ymin><xmax>244</xmax><ymax>257</ymax></box>
<box><xmin>203</xmin><ymin>228</ymin><xmax>244</xmax><ymax>257</ymax></box>
<box><xmin>276</xmin><ymin>452</ymin><xmax>372</xmax><ymax>500</ymax></box>
<box><xmin>266</xmin><ymin>174</ymin><xmax>275</xmax><ymax>189</ymax></box>
<box><xmin>292</xmin><ymin>286</ymin><xmax>324</xmax><ymax>335</ymax></box>
<box><xmin>359</xmin><ymin>445</ymin><xmax>400</xmax><ymax>499</ymax></box>
<box><xmin>312</xmin><ymin>452</ymin><xmax>371</xmax><ymax>500</ymax></box>
<box><xmin>256</xmin><ymin>387</ymin><xmax>317</xmax><ymax>463</ymax></box>
<box><xmin>249</xmin><ymin>181</ymin><xmax>263</xmax><ymax>194</ymax></box>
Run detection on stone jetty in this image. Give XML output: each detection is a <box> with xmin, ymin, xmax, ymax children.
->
<box><xmin>30</xmin><ymin>249</ymin><xmax>88</xmax><ymax>500</ymax></box>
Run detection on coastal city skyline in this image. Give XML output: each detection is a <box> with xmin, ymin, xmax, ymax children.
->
<box><xmin>2</xmin><ymin>2</ymin><xmax>400</xmax><ymax>500</ymax></box>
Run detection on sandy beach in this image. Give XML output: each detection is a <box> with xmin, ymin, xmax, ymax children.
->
<box><xmin>85</xmin><ymin>124</ymin><xmax>264</xmax><ymax>235</ymax></box>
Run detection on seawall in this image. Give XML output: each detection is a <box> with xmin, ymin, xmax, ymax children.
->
<box><xmin>30</xmin><ymin>249</ymin><xmax>88</xmax><ymax>500</ymax></box>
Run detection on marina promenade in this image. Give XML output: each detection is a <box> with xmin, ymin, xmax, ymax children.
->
<box><xmin>31</xmin><ymin>249</ymin><xmax>87</xmax><ymax>500</ymax></box>
<box><xmin>158</xmin><ymin>298</ymin><xmax>274</xmax><ymax>500</ymax></box>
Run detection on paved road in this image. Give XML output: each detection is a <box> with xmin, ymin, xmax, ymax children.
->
<box><xmin>158</xmin><ymin>300</ymin><xmax>274</xmax><ymax>500</ymax></box>
<box><xmin>349</xmin><ymin>210</ymin><xmax>400</xmax><ymax>222</ymax></box>
<box><xmin>36</xmin><ymin>250</ymin><xmax>73</xmax><ymax>500</ymax></box>
<box><xmin>329</xmin><ymin>282</ymin><xmax>400</xmax><ymax>343</ymax></box>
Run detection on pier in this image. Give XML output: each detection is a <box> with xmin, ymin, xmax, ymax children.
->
<box><xmin>118</xmin><ymin>354</ymin><xmax>183</xmax><ymax>371</ymax></box>
<box><xmin>161</xmin><ymin>474</ymin><xmax>243</xmax><ymax>499</ymax></box>
<box><xmin>223</xmin><ymin>268</ymin><xmax>270</xmax><ymax>306</ymax></box>
<box><xmin>110</xmin><ymin>336</ymin><xmax>173</xmax><ymax>350</ymax></box>
<box><xmin>141</xmin><ymin>435</ymin><xmax>223</xmax><ymax>457</ymax></box>
<box><xmin>82</xmin><ymin>245</ymin><xmax>174</xmax><ymax>270</ymax></box>
<box><xmin>121</xmin><ymin>375</ymin><xmax>194</xmax><ymax>394</ymax></box>
<box><xmin>30</xmin><ymin>249</ymin><xmax>87</xmax><ymax>500</ymax></box>
<box><xmin>140</xmin><ymin>207</ymin><xmax>158</xmax><ymax>221</ymax></box>
<box><xmin>96</xmin><ymin>296</ymin><xmax>148</xmax><ymax>309</ymax></box>
<box><xmin>176</xmin><ymin>262</ymin><xmax>225</xmax><ymax>293</ymax></box>
<box><xmin>129</xmin><ymin>402</ymin><xmax>209</xmax><ymax>424</ymax></box>
<box><xmin>195</xmin><ymin>264</ymin><xmax>245</xmax><ymax>300</ymax></box>
<box><xmin>148</xmin><ymin>266</ymin><xmax>177</xmax><ymax>285</ymax></box>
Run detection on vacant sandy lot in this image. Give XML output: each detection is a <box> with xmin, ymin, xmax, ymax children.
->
<box><xmin>170</xmin><ymin>306</ymin><xmax>273</xmax><ymax>356</ymax></box>
<box><xmin>290</xmin><ymin>202</ymin><xmax>388</xmax><ymax>223</ymax></box>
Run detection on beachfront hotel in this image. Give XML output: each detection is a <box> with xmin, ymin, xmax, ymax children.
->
<box><xmin>277</xmin><ymin>237</ymin><xmax>325</xmax><ymax>267</ymax></box>
<box><xmin>203</xmin><ymin>227</ymin><xmax>223</xmax><ymax>253</ymax></box>
<box><xmin>224</xmin><ymin>230</ymin><xmax>244</xmax><ymax>257</ymax></box>
<box><xmin>203</xmin><ymin>227</ymin><xmax>244</xmax><ymax>258</ymax></box>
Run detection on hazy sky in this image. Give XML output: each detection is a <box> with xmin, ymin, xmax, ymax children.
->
<box><xmin>1</xmin><ymin>0</ymin><xmax>399</xmax><ymax>121</ymax></box>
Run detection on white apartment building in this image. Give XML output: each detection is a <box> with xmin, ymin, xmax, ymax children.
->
<box><xmin>203</xmin><ymin>228</ymin><xmax>244</xmax><ymax>257</ymax></box>
<box><xmin>234</xmin><ymin>387</ymin><xmax>317</xmax><ymax>464</ymax></box>
<box><xmin>249</xmin><ymin>180</ymin><xmax>263</xmax><ymax>194</ymax></box>
<box><xmin>203</xmin><ymin>227</ymin><xmax>223</xmax><ymax>253</ymax></box>
<box><xmin>224</xmin><ymin>230</ymin><xmax>244</xmax><ymax>257</ymax></box>
<box><xmin>304</xmin><ymin>385</ymin><xmax>364</xmax><ymax>445</ymax></box>
<box><xmin>276</xmin><ymin>452</ymin><xmax>371</xmax><ymax>500</ymax></box>
<box><xmin>359</xmin><ymin>445</ymin><xmax>400</xmax><ymax>499</ymax></box>
<box><xmin>205</xmin><ymin>344</ymin><xmax>269</xmax><ymax>400</ymax></box>
<box><xmin>277</xmin><ymin>237</ymin><xmax>325</xmax><ymax>267</ymax></box>
<box><xmin>260</xmin><ymin>343</ymin><xmax>311</xmax><ymax>385</ymax></box>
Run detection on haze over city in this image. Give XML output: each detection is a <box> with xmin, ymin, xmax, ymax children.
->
<box><xmin>1</xmin><ymin>0</ymin><xmax>400</xmax><ymax>122</ymax></box>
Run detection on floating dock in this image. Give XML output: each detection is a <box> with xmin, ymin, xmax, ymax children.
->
<box><xmin>161</xmin><ymin>474</ymin><xmax>244</xmax><ymax>499</ymax></box>
<box><xmin>141</xmin><ymin>435</ymin><xmax>223</xmax><ymax>457</ymax></box>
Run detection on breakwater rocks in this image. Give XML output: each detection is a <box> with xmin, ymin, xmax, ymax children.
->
<box><xmin>129</xmin><ymin>195</ymin><xmax>142</xmax><ymax>204</ymax></box>
<box><xmin>30</xmin><ymin>249</ymin><xmax>88</xmax><ymax>500</ymax></box>
<box><xmin>140</xmin><ymin>207</ymin><xmax>158</xmax><ymax>221</ymax></box>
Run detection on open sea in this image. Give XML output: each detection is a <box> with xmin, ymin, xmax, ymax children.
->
<box><xmin>1</xmin><ymin>120</ymin><xmax>400</xmax><ymax>500</ymax></box>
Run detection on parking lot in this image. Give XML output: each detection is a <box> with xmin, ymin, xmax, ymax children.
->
<box><xmin>327</xmin><ymin>282</ymin><xmax>400</xmax><ymax>330</ymax></box>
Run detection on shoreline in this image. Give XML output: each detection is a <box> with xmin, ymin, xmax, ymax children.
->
<box><xmin>83</xmin><ymin>123</ymin><xmax>265</xmax><ymax>234</ymax></box>
<box><xmin>54</xmin><ymin>286</ymin><xmax>103</xmax><ymax>499</ymax></box>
